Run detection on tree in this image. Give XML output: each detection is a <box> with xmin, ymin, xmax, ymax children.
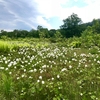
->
<box><xmin>60</xmin><ymin>13</ymin><xmax>82</xmax><ymax>37</ymax></box>
<box><xmin>13</xmin><ymin>29</ymin><xmax>20</xmax><ymax>38</ymax></box>
<box><xmin>60</xmin><ymin>13</ymin><xmax>82</xmax><ymax>29</ymax></box>
<box><xmin>29</xmin><ymin>29</ymin><xmax>39</xmax><ymax>38</ymax></box>
<box><xmin>92</xmin><ymin>19</ymin><xmax>100</xmax><ymax>33</ymax></box>
<box><xmin>49</xmin><ymin>29</ymin><xmax>56</xmax><ymax>37</ymax></box>
<box><xmin>37</xmin><ymin>25</ymin><xmax>43</xmax><ymax>31</ymax></box>
<box><xmin>37</xmin><ymin>25</ymin><xmax>49</xmax><ymax>38</ymax></box>
<box><xmin>54</xmin><ymin>30</ymin><xmax>62</xmax><ymax>38</ymax></box>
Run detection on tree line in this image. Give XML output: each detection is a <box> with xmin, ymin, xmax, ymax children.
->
<box><xmin>0</xmin><ymin>13</ymin><xmax>100</xmax><ymax>39</ymax></box>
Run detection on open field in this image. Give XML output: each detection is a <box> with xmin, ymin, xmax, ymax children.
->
<box><xmin>0</xmin><ymin>38</ymin><xmax>100</xmax><ymax>100</ymax></box>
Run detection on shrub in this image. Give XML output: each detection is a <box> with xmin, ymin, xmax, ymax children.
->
<box><xmin>69</xmin><ymin>41</ymin><xmax>81</xmax><ymax>48</ymax></box>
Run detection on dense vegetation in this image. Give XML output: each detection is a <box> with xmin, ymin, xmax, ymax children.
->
<box><xmin>0</xmin><ymin>13</ymin><xmax>100</xmax><ymax>100</ymax></box>
<box><xmin>0</xmin><ymin>13</ymin><xmax>100</xmax><ymax>39</ymax></box>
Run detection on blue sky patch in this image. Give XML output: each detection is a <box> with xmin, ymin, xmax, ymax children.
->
<box><xmin>45</xmin><ymin>17</ymin><xmax>63</xmax><ymax>29</ymax></box>
<box><xmin>62</xmin><ymin>0</ymin><xmax>87</xmax><ymax>8</ymax></box>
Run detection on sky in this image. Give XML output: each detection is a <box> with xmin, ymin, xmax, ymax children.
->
<box><xmin>0</xmin><ymin>0</ymin><xmax>100</xmax><ymax>31</ymax></box>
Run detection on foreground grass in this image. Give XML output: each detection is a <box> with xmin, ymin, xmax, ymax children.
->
<box><xmin>0</xmin><ymin>38</ymin><xmax>100</xmax><ymax>100</ymax></box>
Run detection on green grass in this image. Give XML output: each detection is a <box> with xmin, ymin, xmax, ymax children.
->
<box><xmin>0</xmin><ymin>38</ymin><xmax>100</xmax><ymax>100</ymax></box>
<box><xmin>0</xmin><ymin>41</ymin><xmax>11</xmax><ymax>53</ymax></box>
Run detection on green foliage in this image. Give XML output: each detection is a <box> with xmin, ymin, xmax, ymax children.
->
<box><xmin>81</xmin><ymin>26</ymin><xmax>93</xmax><ymax>36</ymax></box>
<box><xmin>0</xmin><ymin>35</ymin><xmax>11</xmax><ymax>40</ymax></box>
<box><xmin>49</xmin><ymin>30</ymin><xmax>63</xmax><ymax>43</ymax></box>
<box><xmin>0</xmin><ymin>15</ymin><xmax>100</xmax><ymax>100</ymax></box>
<box><xmin>1</xmin><ymin>14</ymin><xmax>100</xmax><ymax>100</ymax></box>
<box><xmin>54</xmin><ymin>31</ymin><xmax>63</xmax><ymax>38</ymax></box>
<box><xmin>60</xmin><ymin>13</ymin><xmax>82</xmax><ymax>29</ymax></box>
<box><xmin>92</xmin><ymin>19</ymin><xmax>100</xmax><ymax>33</ymax></box>
<box><xmin>0</xmin><ymin>17</ymin><xmax>100</xmax><ymax>39</ymax></box>
<box><xmin>0</xmin><ymin>41</ymin><xmax>11</xmax><ymax>53</ymax></box>
<box><xmin>0</xmin><ymin>73</ymin><xmax>14</xmax><ymax>100</ymax></box>
<box><xmin>60</xmin><ymin>13</ymin><xmax>82</xmax><ymax>37</ymax></box>
<box><xmin>89</xmin><ymin>46</ymin><xmax>99</xmax><ymax>54</ymax></box>
<box><xmin>81</xmin><ymin>26</ymin><xmax>100</xmax><ymax>48</ymax></box>
<box><xmin>38</xmin><ymin>31</ymin><xmax>46</xmax><ymax>38</ymax></box>
<box><xmin>69</xmin><ymin>41</ymin><xmax>81</xmax><ymax>48</ymax></box>
<box><xmin>0</xmin><ymin>35</ymin><xmax>100</xmax><ymax>100</ymax></box>
<box><xmin>0</xmin><ymin>40</ymin><xmax>32</xmax><ymax>53</ymax></box>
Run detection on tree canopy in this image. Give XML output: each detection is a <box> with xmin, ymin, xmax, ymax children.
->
<box><xmin>0</xmin><ymin>13</ymin><xmax>100</xmax><ymax>39</ymax></box>
<box><xmin>60</xmin><ymin>13</ymin><xmax>82</xmax><ymax>29</ymax></box>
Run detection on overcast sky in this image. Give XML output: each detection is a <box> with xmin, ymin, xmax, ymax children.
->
<box><xmin>0</xmin><ymin>0</ymin><xmax>100</xmax><ymax>31</ymax></box>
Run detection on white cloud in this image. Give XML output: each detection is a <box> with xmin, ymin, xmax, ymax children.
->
<box><xmin>0</xmin><ymin>0</ymin><xmax>100</xmax><ymax>30</ymax></box>
<box><xmin>34</xmin><ymin>0</ymin><xmax>69</xmax><ymax>18</ymax></box>
<box><xmin>34</xmin><ymin>0</ymin><xmax>100</xmax><ymax>23</ymax></box>
<box><xmin>76</xmin><ymin>0</ymin><xmax>100</xmax><ymax>22</ymax></box>
<box><xmin>36</xmin><ymin>16</ymin><xmax>53</xmax><ymax>29</ymax></box>
<box><xmin>84</xmin><ymin>0</ymin><xmax>96</xmax><ymax>5</ymax></box>
<box><xmin>0</xmin><ymin>0</ymin><xmax>53</xmax><ymax>30</ymax></box>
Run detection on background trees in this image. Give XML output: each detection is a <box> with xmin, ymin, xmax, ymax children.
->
<box><xmin>37</xmin><ymin>25</ymin><xmax>49</xmax><ymax>38</ymax></box>
<box><xmin>92</xmin><ymin>19</ymin><xmax>100</xmax><ymax>33</ymax></box>
<box><xmin>60</xmin><ymin>13</ymin><xmax>82</xmax><ymax>38</ymax></box>
<box><xmin>60</xmin><ymin>13</ymin><xmax>82</xmax><ymax>29</ymax></box>
<box><xmin>0</xmin><ymin>13</ymin><xmax>100</xmax><ymax>39</ymax></box>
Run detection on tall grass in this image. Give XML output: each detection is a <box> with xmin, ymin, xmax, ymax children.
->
<box><xmin>0</xmin><ymin>40</ymin><xmax>31</xmax><ymax>53</ymax></box>
<box><xmin>0</xmin><ymin>73</ymin><xmax>14</xmax><ymax>100</ymax></box>
<box><xmin>0</xmin><ymin>41</ymin><xmax>11</xmax><ymax>53</ymax></box>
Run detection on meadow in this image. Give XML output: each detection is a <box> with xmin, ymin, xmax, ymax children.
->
<box><xmin>0</xmin><ymin>36</ymin><xmax>100</xmax><ymax>100</ymax></box>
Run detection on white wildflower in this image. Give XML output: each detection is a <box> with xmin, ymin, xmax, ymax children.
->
<box><xmin>0</xmin><ymin>67</ymin><xmax>4</xmax><ymax>70</ymax></box>
<box><xmin>94</xmin><ymin>59</ymin><xmax>96</xmax><ymax>61</ymax></box>
<box><xmin>29</xmin><ymin>76</ymin><xmax>32</xmax><ymax>79</ymax></box>
<box><xmin>80</xmin><ymin>53</ymin><xmax>86</xmax><ymax>57</ymax></box>
<box><xmin>74</xmin><ymin>52</ymin><xmax>76</xmax><ymax>56</ymax></box>
<box><xmin>34</xmin><ymin>68</ymin><xmax>37</xmax><ymax>72</ymax></box>
<box><xmin>57</xmin><ymin>75</ymin><xmax>60</xmax><ymax>78</ymax></box>
<box><xmin>3</xmin><ymin>57</ymin><xmax>6</xmax><ymax>60</ymax></box>
<box><xmin>58</xmin><ymin>87</ymin><xmax>61</xmax><ymax>89</ymax></box>
<box><xmin>37</xmin><ymin>80</ymin><xmax>40</xmax><ymax>83</ymax></box>
<box><xmin>21</xmin><ymin>65</ymin><xmax>24</xmax><ymax>68</ymax></box>
<box><xmin>28</xmin><ymin>63</ymin><xmax>30</xmax><ymax>65</ymax></box>
<box><xmin>80</xmin><ymin>93</ymin><xmax>83</xmax><ymax>96</ymax></box>
<box><xmin>5</xmin><ymin>68</ymin><xmax>8</xmax><ymax>70</ymax></box>
<box><xmin>24</xmin><ymin>69</ymin><xmax>26</xmax><ymax>72</ymax></box>
<box><xmin>42</xmin><ymin>65</ymin><xmax>46</xmax><ymax>69</ymax></box>
<box><xmin>22</xmin><ymin>74</ymin><xmax>25</xmax><ymax>78</ymax></box>
<box><xmin>40</xmin><ymin>70</ymin><xmax>43</xmax><ymax>73</ymax></box>
<box><xmin>17</xmin><ymin>77</ymin><xmax>20</xmax><ymax>80</ymax></box>
<box><xmin>69</xmin><ymin>65</ymin><xmax>72</xmax><ymax>69</ymax></box>
<box><xmin>13</xmin><ymin>61</ymin><xmax>17</xmax><ymax>65</ymax></box>
<box><xmin>61</xmin><ymin>68</ymin><xmax>67</xmax><ymax>72</ymax></box>
<box><xmin>8</xmin><ymin>63</ymin><xmax>12</xmax><ymax>67</ymax></box>
<box><xmin>39</xmin><ymin>76</ymin><xmax>42</xmax><ymax>79</ymax></box>
<box><xmin>51</xmin><ymin>77</ymin><xmax>54</xmax><ymax>80</ymax></box>
<box><xmin>97</xmin><ymin>60</ymin><xmax>100</xmax><ymax>64</ymax></box>
<box><xmin>42</xmin><ymin>81</ymin><xmax>45</xmax><ymax>84</ymax></box>
<box><xmin>85</xmin><ymin>65</ymin><xmax>87</xmax><ymax>67</ymax></box>
<box><xmin>5</xmin><ymin>61</ymin><xmax>8</xmax><ymax>64</ymax></box>
<box><xmin>9</xmin><ymin>72</ymin><xmax>12</xmax><ymax>75</ymax></box>
<box><xmin>14</xmin><ymin>66</ymin><xmax>17</xmax><ymax>69</ymax></box>
<box><xmin>29</xmin><ymin>70</ymin><xmax>33</xmax><ymax>73</ymax></box>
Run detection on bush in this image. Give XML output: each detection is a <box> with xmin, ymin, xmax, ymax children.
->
<box><xmin>69</xmin><ymin>41</ymin><xmax>81</xmax><ymax>48</ymax></box>
<box><xmin>0</xmin><ymin>36</ymin><xmax>11</xmax><ymax>41</ymax></box>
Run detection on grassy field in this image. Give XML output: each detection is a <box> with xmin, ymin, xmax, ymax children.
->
<box><xmin>0</xmin><ymin>37</ymin><xmax>100</xmax><ymax>100</ymax></box>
